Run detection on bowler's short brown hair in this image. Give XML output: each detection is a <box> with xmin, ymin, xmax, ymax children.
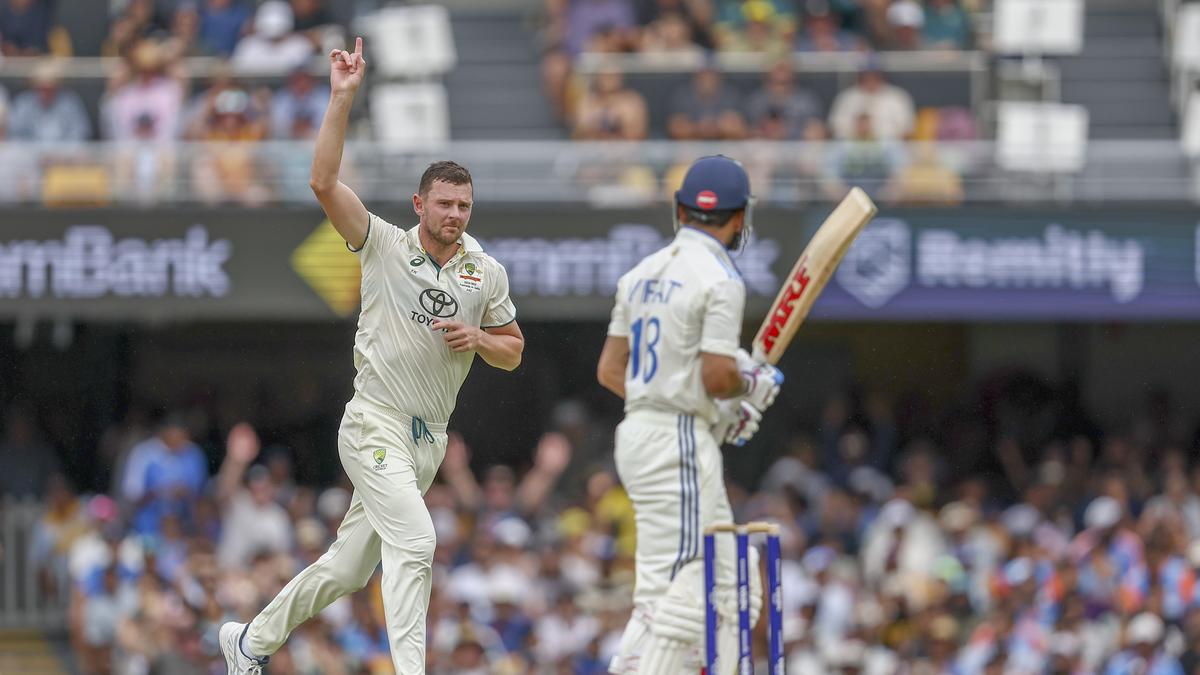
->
<box><xmin>418</xmin><ymin>161</ymin><xmax>473</xmax><ymax>196</ymax></box>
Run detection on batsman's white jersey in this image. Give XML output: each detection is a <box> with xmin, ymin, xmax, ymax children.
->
<box><xmin>607</xmin><ymin>227</ymin><xmax>748</xmax><ymax>674</ymax></box>
<box><xmin>244</xmin><ymin>213</ymin><xmax>516</xmax><ymax>674</ymax></box>
<box><xmin>608</xmin><ymin>227</ymin><xmax>746</xmax><ymax>426</ymax></box>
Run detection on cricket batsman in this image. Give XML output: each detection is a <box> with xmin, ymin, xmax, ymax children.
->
<box><xmin>597</xmin><ymin>156</ymin><xmax>783</xmax><ymax>674</ymax></box>
<box><xmin>219</xmin><ymin>37</ymin><xmax>524</xmax><ymax>674</ymax></box>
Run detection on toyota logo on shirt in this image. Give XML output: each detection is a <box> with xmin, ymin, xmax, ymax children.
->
<box><xmin>419</xmin><ymin>289</ymin><xmax>459</xmax><ymax>318</ymax></box>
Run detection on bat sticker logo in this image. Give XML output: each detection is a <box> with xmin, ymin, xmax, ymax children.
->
<box><xmin>759</xmin><ymin>259</ymin><xmax>812</xmax><ymax>353</ymax></box>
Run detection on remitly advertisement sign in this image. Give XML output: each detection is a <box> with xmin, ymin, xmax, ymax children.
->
<box><xmin>813</xmin><ymin>210</ymin><xmax>1198</xmax><ymax>320</ymax></box>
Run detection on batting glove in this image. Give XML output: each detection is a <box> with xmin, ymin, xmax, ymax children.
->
<box><xmin>735</xmin><ymin>348</ymin><xmax>784</xmax><ymax>412</ymax></box>
<box><xmin>713</xmin><ymin>399</ymin><xmax>763</xmax><ymax>447</ymax></box>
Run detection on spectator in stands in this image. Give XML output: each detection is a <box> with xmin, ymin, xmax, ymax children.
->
<box><xmin>823</xmin><ymin>110</ymin><xmax>904</xmax><ymax>199</ymax></box>
<box><xmin>829</xmin><ymin>60</ymin><xmax>915</xmax><ymax>140</ymax></box>
<box><xmin>104</xmin><ymin>39</ymin><xmax>185</xmax><ymax>142</ymax></box>
<box><xmin>0</xmin><ymin>91</ymin><xmax>40</xmax><ymax>201</ymax></box>
<box><xmin>891</xmin><ymin>142</ymin><xmax>964</xmax><ymax>205</ymax></box>
<box><xmin>883</xmin><ymin>0</ymin><xmax>924</xmax><ymax>50</ymax></box>
<box><xmin>190</xmin><ymin>87</ymin><xmax>271</xmax><ymax>205</ymax></box>
<box><xmin>119</xmin><ymin>414</ymin><xmax>207</xmax><ymax>537</ymax></box>
<box><xmin>571</xmin><ymin>69</ymin><xmax>648</xmax><ymax>140</ymax></box>
<box><xmin>0</xmin><ymin>404</ymin><xmax>60</xmax><ymax>499</ymax></box>
<box><xmin>1104</xmin><ymin>612</ymin><xmax>1183</xmax><ymax>675</ymax></box>
<box><xmin>290</xmin><ymin>0</ymin><xmax>338</xmax><ymax>47</ymax></box>
<box><xmin>714</xmin><ymin>0</ymin><xmax>794</xmax><ymax>52</ymax></box>
<box><xmin>639</xmin><ymin>11</ymin><xmax>705</xmax><ymax>61</ymax></box>
<box><xmin>924</xmin><ymin>0</ymin><xmax>973</xmax><ymax>50</ymax></box>
<box><xmin>0</xmin><ymin>0</ymin><xmax>52</xmax><ymax>55</ymax></box>
<box><xmin>215</xmin><ymin>423</ymin><xmax>294</xmax><ymax>568</ymax></box>
<box><xmin>634</xmin><ymin>0</ymin><xmax>715</xmax><ymax>49</ymax></box>
<box><xmin>161</xmin><ymin>2</ymin><xmax>210</xmax><ymax>59</ymax></box>
<box><xmin>558</xmin><ymin>0</ymin><xmax>638</xmax><ymax>57</ymax></box>
<box><xmin>8</xmin><ymin>62</ymin><xmax>92</xmax><ymax>142</ymax></box>
<box><xmin>666</xmin><ymin>64</ymin><xmax>746</xmax><ymax>139</ymax></box>
<box><xmin>746</xmin><ymin>60</ymin><xmax>824</xmax><ymax>140</ymax></box>
<box><xmin>796</xmin><ymin>6</ymin><xmax>861</xmax><ymax>52</ymax></box>
<box><xmin>231</xmin><ymin>0</ymin><xmax>315</xmax><ymax>73</ymax></box>
<box><xmin>102</xmin><ymin>0</ymin><xmax>170</xmax><ymax>58</ymax></box>
<box><xmin>113</xmin><ymin>112</ymin><xmax>177</xmax><ymax>203</ymax></box>
<box><xmin>198</xmin><ymin>0</ymin><xmax>252</xmax><ymax>57</ymax></box>
<box><xmin>271</xmin><ymin>65</ymin><xmax>328</xmax><ymax>139</ymax></box>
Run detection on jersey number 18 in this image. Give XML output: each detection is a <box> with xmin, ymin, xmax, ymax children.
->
<box><xmin>629</xmin><ymin>317</ymin><xmax>661</xmax><ymax>383</ymax></box>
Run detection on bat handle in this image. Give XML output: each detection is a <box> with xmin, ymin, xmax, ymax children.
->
<box><xmin>751</xmin><ymin>345</ymin><xmax>769</xmax><ymax>365</ymax></box>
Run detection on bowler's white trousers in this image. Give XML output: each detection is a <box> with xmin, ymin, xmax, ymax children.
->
<box><xmin>245</xmin><ymin>398</ymin><xmax>447</xmax><ymax>674</ymax></box>
<box><xmin>612</xmin><ymin>410</ymin><xmax>739</xmax><ymax>669</ymax></box>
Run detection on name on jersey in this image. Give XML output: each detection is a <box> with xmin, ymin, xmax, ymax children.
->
<box><xmin>627</xmin><ymin>278</ymin><xmax>683</xmax><ymax>305</ymax></box>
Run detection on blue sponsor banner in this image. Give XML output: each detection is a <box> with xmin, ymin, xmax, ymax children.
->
<box><xmin>0</xmin><ymin>206</ymin><xmax>1196</xmax><ymax>321</ymax></box>
<box><xmin>806</xmin><ymin>209</ymin><xmax>1200</xmax><ymax>320</ymax></box>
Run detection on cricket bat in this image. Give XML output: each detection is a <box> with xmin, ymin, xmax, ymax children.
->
<box><xmin>751</xmin><ymin>187</ymin><xmax>877</xmax><ymax>364</ymax></box>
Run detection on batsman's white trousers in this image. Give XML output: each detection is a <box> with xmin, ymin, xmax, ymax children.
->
<box><xmin>245</xmin><ymin>398</ymin><xmax>446</xmax><ymax>674</ymax></box>
<box><xmin>614</xmin><ymin>409</ymin><xmax>738</xmax><ymax>621</ymax></box>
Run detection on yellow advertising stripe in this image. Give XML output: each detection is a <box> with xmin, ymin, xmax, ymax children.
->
<box><xmin>291</xmin><ymin>220</ymin><xmax>363</xmax><ymax>317</ymax></box>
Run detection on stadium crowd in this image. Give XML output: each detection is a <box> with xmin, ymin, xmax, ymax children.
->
<box><xmin>0</xmin><ymin>0</ymin><xmax>982</xmax><ymax>206</ymax></box>
<box><xmin>7</xmin><ymin>374</ymin><xmax>1200</xmax><ymax>675</ymax></box>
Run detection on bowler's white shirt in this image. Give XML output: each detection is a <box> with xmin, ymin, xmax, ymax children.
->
<box><xmin>351</xmin><ymin>213</ymin><xmax>516</xmax><ymax>423</ymax></box>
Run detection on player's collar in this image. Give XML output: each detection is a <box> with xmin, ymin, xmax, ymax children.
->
<box><xmin>404</xmin><ymin>225</ymin><xmax>485</xmax><ymax>257</ymax></box>
<box><xmin>678</xmin><ymin>226</ymin><xmax>735</xmax><ymax>260</ymax></box>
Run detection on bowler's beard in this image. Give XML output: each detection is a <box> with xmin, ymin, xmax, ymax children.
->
<box><xmin>425</xmin><ymin>220</ymin><xmax>463</xmax><ymax>247</ymax></box>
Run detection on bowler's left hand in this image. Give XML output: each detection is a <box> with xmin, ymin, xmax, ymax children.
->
<box><xmin>432</xmin><ymin>320</ymin><xmax>483</xmax><ymax>352</ymax></box>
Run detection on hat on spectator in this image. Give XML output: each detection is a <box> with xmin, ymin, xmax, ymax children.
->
<box><xmin>256</xmin><ymin>1</ymin><xmax>295</xmax><ymax>39</ymax></box>
<box><xmin>801</xmin><ymin>545</ymin><xmax>836</xmax><ymax>574</ymax></box>
<box><xmin>792</xmin><ymin>576</ymin><xmax>820</xmax><ymax>607</ymax></box>
<box><xmin>939</xmin><ymin>501</ymin><xmax>977</xmax><ymax>532</ymax></box>
<box><xmin>295</xmin><ymin>517</ymin><xmax>327</xmax><ymax>549</ymax></box>
<box><xmin>929</xmin><ymin>615</ymin><xmax>959</xmax><ymax>642</ymax></box>
<box><xmin>214</xmin><ymin>89</ymin><xmax>250</xmax><ymax>116</ymax></box>
<box><xmin>246</xmin><ymin>464</ymin><xmax>271</xmax><ymax>484</ymax></box>
<box><xmin>1002</xmin><ymin>504</ymin><xmax>1041</xmax><ymax>538</ymax></box>
<box><xmin>1126</xmin><ymin>612</ymin><xmax>1165</xmax><ymax>645</ymax></box>
<box><xmin>316</xmin><ymin>486</ymin><xmax>350</xmax><ymax>521</ymax></box>
<box><xmin>742</xmin><ymin>0</ymin><xmax>777</xmax><ymax>23</ymax></box>
<box><xmin>878</xmin><ymin>498</ymin><xmax>915</xmax><ymax>530</ymax></box>
<box><xmin>488</xmin><ymin>566</ymin><xmax>531</xmax><ymax>605</ymax></box>
<box><xmin>1084</xmin><ymin>495</ymin><xmax>1123</xmax><ymax>530</ymax></box>
<box><xmin>886</xmin><ymin>0</ymin><xmax>925</xmax><ymax>28</ymax></box>
<box><xmin>492</xmin><ymin>517</ymin><xmax>532</xmax><ymax>549</ymax></box>
<box><xmin>1003</xmin><ymin>557</ymin><xmax>1034</xmax><ymax>586</ymax></box>
<box><xmin>849</xmin><ymin>466</ymin><xmax>893</xmax><ymax>503</ymax></box>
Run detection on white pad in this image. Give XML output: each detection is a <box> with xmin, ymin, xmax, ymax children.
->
<box><xmin>651</xmin><ymin>560</ymin><xmax>708</xmax><ymax>644</ymax></box>
<box><xmin>609</xmin><ymin>606</ymin><xmax>652</xmax><ymax>674</ymax></box>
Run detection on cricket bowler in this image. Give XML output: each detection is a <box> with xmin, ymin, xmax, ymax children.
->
<box><xmin>597</xmin><ymin>156</ymin><xmax>784</xmax><ymax>674</ymax></box>
<box><xmin>219</xmin><ymin>37</ymin><xmax>524</xmax><ymax>674</ymax></box>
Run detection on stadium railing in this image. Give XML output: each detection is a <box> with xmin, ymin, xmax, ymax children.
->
<box><xmin>0</xmin><ymin>499</ymin><xmax>67</xmax><ymax>630</ymax></box>
<box><xmin>0</xmin><ymin>139</ymin><xmax>1192</xmax><ymax>207</ymax></box>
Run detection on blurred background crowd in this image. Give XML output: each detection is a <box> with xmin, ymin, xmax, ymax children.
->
<box><xmin>3</xmin><ymin>1</ymin><xmax>1198</xmax><ymax>674</ymax></box>
<box><xmin>0</xmin><ymin>0</ymin><xmax>993</xmax><ymax>207</ymax></box>
<box><xmin>8</xmin><ymin>372</ymin><xmax>1200</xmax><ymax>674</ymax></box>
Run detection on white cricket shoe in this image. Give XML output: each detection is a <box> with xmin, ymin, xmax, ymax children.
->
<box><xmin>219</xmin><ymin>621</ymin><xmax>268</xmax><ymax>674</ymax></box>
